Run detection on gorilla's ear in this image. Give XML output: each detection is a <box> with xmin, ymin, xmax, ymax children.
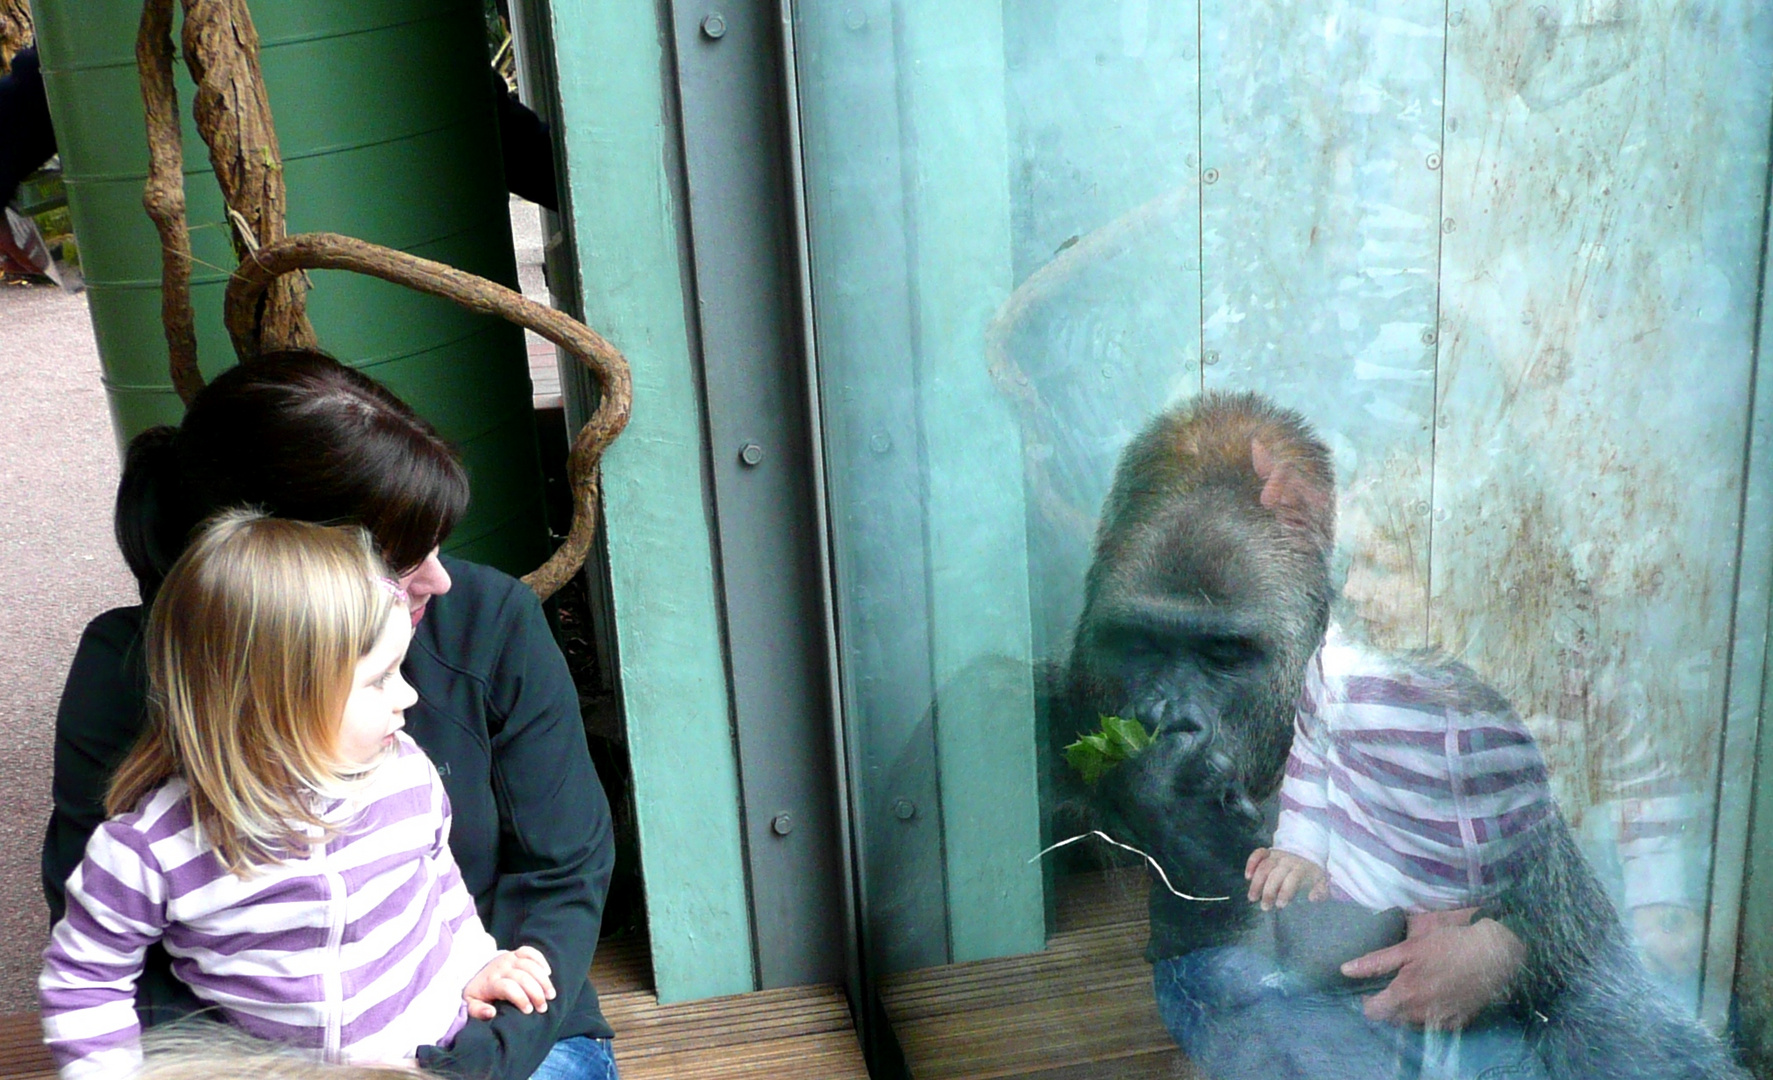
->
<box><xmin>1251</xmin><ymin>438</ymin><xmax>1333</xmax><ymax>552</ymax></box>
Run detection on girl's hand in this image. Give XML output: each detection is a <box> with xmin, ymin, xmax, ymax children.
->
<box><xmin>463</xmin><ymin>945</ymin><xmax>555</xmax><ymax>1019</ymax></box>
<box><xmin>1245</xmin><ymin>847</ymin><xmax>1329</xmax><ymax>910</ymax></box>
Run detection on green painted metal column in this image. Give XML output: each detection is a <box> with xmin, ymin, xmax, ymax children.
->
<box><xmin>33</xmin><ymin>0</ymin><xmax>548</xmax><ymax>575</ymax></box>
<box><xmin>540</xmin><ymin>0</ymin><xmax>755</xmax><ymax>1002</ymax></box>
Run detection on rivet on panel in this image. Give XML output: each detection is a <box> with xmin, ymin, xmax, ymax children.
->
<box><xmin>771</xmin><ymin>813</ymin><xmax>794</xmax><ymax>836</ymax></box>
<box><xmin>702</xmin><ymin>12</ymin><xmax>728</xmax><ymax>38</ymax></box>
<box><xmin>844</xmin><ymin>7</ymin><xmax>867</xmax><ymax>30</ymax></box>
<box><xmin>1426</xmin><ymin>153</ymin><xmax>1442</xmax><ymax>171</ymax></box>
<box><xmin>1437</xmin><ymin>413</ymin><xmax>1450</xmax><ymax>430</ymax></box>
<box><xmin>1204</xmin><ymin>350</ymin><xmax>1221</xmax><ymax>366</ymax></box>
<box><xmin>739</xmin><ymin>442</ymin><xmax>763</xmax><ymax>466</ymax></box>
<box><xmin>1449</xmin><ymin>9</ymin><xmax>1466</xmax><ymax>26</ymax></box>
<box><xmin>1202</xmin><ymin>167</ymin><xmax>1221</xmax><ymax>185</ymax></box>
<box><xmin>1422</xmin><ymin>328</ymin><xmax>1438</xmax><ymax>345</ymax></box>
<box><xmin>1433</xmin><ymin>507</ymin><xmax>1448</xmax><ymax>523</ymax></box>
<box><xmin>1446</xmin><ymin>116</ymin><xmax>1461</xmax><ymax>133</ymax></box>
<box><xmin>1442</xmin><ymin>217</ymin><xmax>1457</xmax><ymax>234</ymax></box>
<box><xmin>869</xmin><ymin>432</ymin><xmax>893</xmax><ymax>455</ymax></box>
<box><xmin>1415</xmin><ymin>500</ymin><xmax>1431</xmax><ymax>517</ymax></box>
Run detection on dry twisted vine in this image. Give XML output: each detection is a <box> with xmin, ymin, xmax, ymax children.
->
<box><xmin>224</xmin><ymin>233</ymin><xmax>633</xmax><ymax>600</ymax></box>
<box><xmin>134</xmin><ymin>1</ymin><xmax>632</xmax><ymax>600</ymax></box>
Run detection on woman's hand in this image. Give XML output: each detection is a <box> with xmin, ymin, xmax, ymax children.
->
<box><xmin>1341</xmin><ymin>909</ymin><xmax>1525</xmax><ymax>1030</ymax></box>
<box><xmin>1245</xmin><ymin>847</ymin><xmax>1329</xmax><ymax>909</ymax></box>
<box><xmin>463</xmin><ymin>945</ymin><xmax>555</xmax><ymax>1020</ymax></box>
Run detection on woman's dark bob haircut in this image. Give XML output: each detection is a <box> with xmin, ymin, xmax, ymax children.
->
<box><xmin>116</xmin><ymin>349</ymin><xmax>471</xmax><ymax>600</ymax></box>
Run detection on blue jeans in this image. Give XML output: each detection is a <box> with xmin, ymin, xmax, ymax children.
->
<box><xmin>529</xmin><ymin>1036</ymin><xmax>619</xmax><ymax>1080</ymax></box>
<box><xmin>1153</xmin><ymin>946</ymin><xmax>1547</xmax><ymax>1080</ymax></box>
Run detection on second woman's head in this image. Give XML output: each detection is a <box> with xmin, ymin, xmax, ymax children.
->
<box><xmin>116</xmin><ymin>350</ymin><xmax>469</xmax><ymax>622</ymax></box>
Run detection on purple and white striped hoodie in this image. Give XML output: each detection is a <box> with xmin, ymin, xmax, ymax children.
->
<box><xmin>1272</xmin><ymin>627</ymin><xmax>1556</xmax><ymax>914</ymax></box>
<box><xmin>40</xmin><ymin>734</ymin><xmax>499</xmax><ymax>1079</ymax></box>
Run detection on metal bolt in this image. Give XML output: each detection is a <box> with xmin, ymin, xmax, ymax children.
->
<box><xmin>771</xmin><ymin>813</ymin><xmax>794</xmax><ymax>836</ymax></box>
<box><xmin>893</xmin><ymin>799</ymin><xmax>917</xmax><ymax>821</ymax></box>
<box><xmin>1449</xmin><ymin>9</ymin><xmax>1466</xmax><ymax>26</ymax></box>
<box><xmin>1202</xmin><ymin>167</ymin><xmax>1221</xmax><ymax>185</ymax></box>
<box><xmin>1426</xmin><ymin>152</ymin><xmax>1442</xmax><ymax>171</ymax></box>
<box><xmin>1204</xmin><ymin>350</ymin><xmax>1221</xmax><ymax>366</ymax></box>
<box><xmin>844</xmin><ymin>7</ymin><xmax>867</xmax><ymax>30</ymax></box>
<box><xmin>1437</xmin><ymin>413</ymin><xmax>1450</xmax><ymax>429</ymax></box>
<box><xmin>702</xmin><ymin>12</ymin><xmax>728</xmax><ymax>38</ymax></box>
<box><xmin>739</xmin><ymin>442</ymin><xmax>763</xmax><ymax>466</ymax></box>
<box><xmin>869</xmin><ymin>432</ymin><xmax>892</xmax><ymax>455</ymax></box>
<box><xmin>1442</xmin><ymin>217</ymin><xmax>1457</xmax><ymax>234</ymax></box>
<box><xmin>1422</xmin><ymin>328</ymin><xmax>1438</xmax><ymax>345</ymax></box>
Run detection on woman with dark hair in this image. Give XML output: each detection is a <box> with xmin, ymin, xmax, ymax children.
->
<box><xmin>43</xmin><ymin>350</ymin><xmax>619</xmax><ymax>1080</ymax></box>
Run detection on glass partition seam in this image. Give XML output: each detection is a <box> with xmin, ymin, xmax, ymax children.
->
<box><xmin>1698</xmin><ymin>87</ymin><xmax>1773</xmax><ymax>1029</ymax></box>
<box><xmin>1195</xmin><ymin>0</ymin><xmax>1206</xmax><ymax>399</ymax></box>
<box><xmin>777</xmin><ymin>0</ymin><xmax>867</xmax><ymax>1028</ymax></box>
<box><xmin>890</xmin><ymin>3</ymin><xmax>959</xmax><ymax>964</ymax></box>
<box><xmin>1424</xmin><ymin>0</ymin><xmax>1450</xmax><ymax>650</ymax></box>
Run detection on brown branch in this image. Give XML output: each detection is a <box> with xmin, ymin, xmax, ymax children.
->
<box><xmin>179</xmin><ymin>0</ymin><xmax>314</xmax><ymax>351</ymax></box>
<box><xmin>136</xmin><ymin>0</ymin><xmax>204</xmax><ymax>405</ymax></box>
<box><xmin>226</xmin><ymin>232</ymin><xmax>635</xmax><ymax>601</ymax></box>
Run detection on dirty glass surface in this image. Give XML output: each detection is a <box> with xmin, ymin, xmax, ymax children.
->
<box><xmin>791</xmin><ymin>1</ymin><xmax>1773</xmax><ymax>1077</ymax></box>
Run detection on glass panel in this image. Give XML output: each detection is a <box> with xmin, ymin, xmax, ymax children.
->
<box><xmin>792</xmin><ymin>1</ymin><xmax>1773</xmax><ymax>1075</ymax></box>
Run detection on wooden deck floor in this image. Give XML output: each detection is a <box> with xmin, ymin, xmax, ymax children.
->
<box><xmin>879</xmin><ymin>870</ymin><xmax>1200</xmax><ymax>1080</ymax></box>
<box><xmin>0</xmin><ymin>934</ymin><xmax>866</xmax><ymax>1079</ymax></box>
<box><xmin>592</xmin><ymin>934</ymin><xmax>868</xmax><ymax>1080</ymax></box>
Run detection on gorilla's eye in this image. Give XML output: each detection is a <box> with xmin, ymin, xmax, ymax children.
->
<box><xmin>1195</xmin><ymin>636</ymin><xmax>1261</xmax><ymax>672</ymax></box>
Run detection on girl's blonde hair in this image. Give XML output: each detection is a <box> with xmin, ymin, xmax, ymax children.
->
<box><xmin>107</xmin><ymin>509</ymin><xmax>401</xmax><ymax>874</ymax></box>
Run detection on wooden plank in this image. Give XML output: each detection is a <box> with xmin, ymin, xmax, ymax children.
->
<box><xmin>0</xmin><ymin>1013</ymin><xmax>55</xmax><ymax>1080</ymax></box>
<box><xmin>604</xmin><ymin>984</ymin><xmax>867</xmax><ymax>1080</ymax></box>
<box><xmin>878</xmin><ymin>877</ymin><xmax>1184</xmax><ymax>1080</ymax></box>
<box><xmin>1201</xmin><ymin>0</ymin><xmax>1448</xmax><ymax>651</ymax></box>
<box><xmin>896</xmin><ymin>0</ymin><xmax>1046</xmax><ymax>964</ymax></box>
<box><xmin>618</xmin><ymin>1031</ymin><xmax>869</xmax><ymax>1080</ymax></box>
<box><xmin>590</xmin><ymin>932</ymin><xmax>653</xmax><ymax>996</ymax></box>
<box><xmin>1432</xmin><ymin>0</ymin><xmax>1773</xmax><ymax>1019</ymax></box>
<box><xmin>547</xmin><ymin>0</ymin><xmax>754</xmax><ymax>1002</ymax></box>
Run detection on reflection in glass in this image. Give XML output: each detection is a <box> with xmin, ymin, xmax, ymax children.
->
<box><xmin>792</xmin><ymin>1</ymin><xmax>1773</xmax><ymax>1076</ymax></box>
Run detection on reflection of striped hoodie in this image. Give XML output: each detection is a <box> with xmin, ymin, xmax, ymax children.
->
<box><xmin>40</xmin><ymin>735</ymin><xmax>499</xmax><ymax>1079</ymax></box>
<box><xmin>1272</xmin><ymin>628</ymin><xmax>1554</xmax><ymax>914</ymax></box>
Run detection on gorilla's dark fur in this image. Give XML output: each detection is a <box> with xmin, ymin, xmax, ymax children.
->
<box><xmin>1054</xmin><ymin>392</ymin><xmax>1746</xmax><ymax>1080</ymax></box>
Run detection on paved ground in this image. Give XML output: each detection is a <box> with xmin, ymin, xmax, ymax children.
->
<box><xmin>0</xmin><ymin>277</ymin><xmax>136</xmax><ymax>1010</ymax></box>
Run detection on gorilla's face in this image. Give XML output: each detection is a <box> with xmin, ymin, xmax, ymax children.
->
<box><xmin>1068</xmin><ymin>493</ymin><xmax>1329</xmax><ymax>800</ymax></box>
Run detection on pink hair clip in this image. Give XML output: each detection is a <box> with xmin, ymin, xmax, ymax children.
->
<box><xmin>373</xmin><ymin>576</ymin><xmax>409</xmax><ymax>603</ymax></box>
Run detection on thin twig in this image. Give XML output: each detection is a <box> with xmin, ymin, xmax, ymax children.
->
<box><xmin>1030</xmin><ymin>831</ymin><xmax>1230</xmax><ymax>902</ymax></box>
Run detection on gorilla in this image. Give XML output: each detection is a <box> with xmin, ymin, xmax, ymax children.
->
<box><xmin>1052</xmin><ymin>391</ymin><xmax>1746</xmax><ymax>1080</ymax></box>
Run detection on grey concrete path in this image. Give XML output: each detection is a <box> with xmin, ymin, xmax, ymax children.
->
<box><xmin>0</xmin><ymin>278</ymin><xmax>136</xmax><ymax>1010</ymax></box>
